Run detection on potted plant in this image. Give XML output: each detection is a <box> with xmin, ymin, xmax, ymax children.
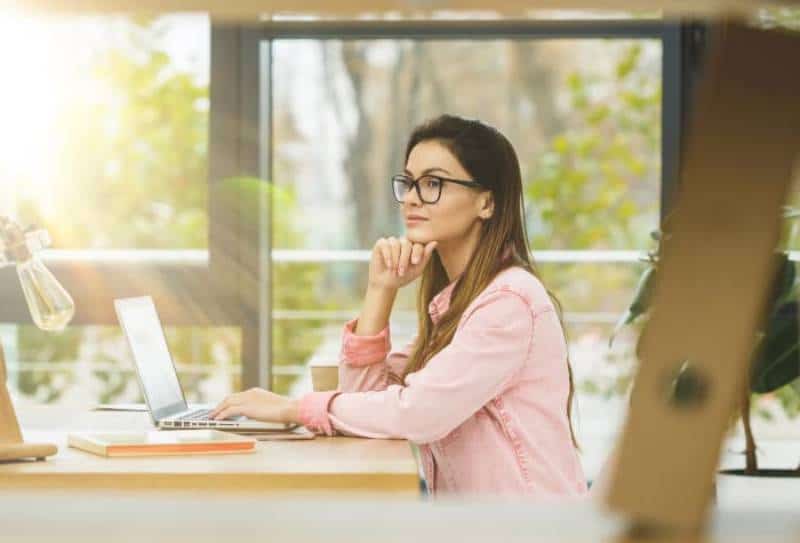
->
<box><xmin>610</xmin><ymin>209</ymin><xmax>800</xmax><ymax>477</ymax></box>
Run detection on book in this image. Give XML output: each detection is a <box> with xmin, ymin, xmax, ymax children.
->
<box><xmin>67</xmin><ymin>430</ymin><xmax>256</xmax><ymax>457</ymax></box>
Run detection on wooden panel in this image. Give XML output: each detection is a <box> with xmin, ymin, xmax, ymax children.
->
<box><xmin>605</xmin><ymin>21</ymin><xmax>800</xmax><ymax>530</ymax></box>
<box><xmin>2</xmin><ymin>0</ymin><xmax>790</xmax><ymax>18</ymax></box>
<box><xmin>0</xmin><ymin>344</ymin><xmax>23</xmax><ymax>445</ymax></box>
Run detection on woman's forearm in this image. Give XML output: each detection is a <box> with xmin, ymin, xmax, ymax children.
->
<box><xmin>355</xmin><ymin>284</ymin><xmax>397</xmax><ymax>336</ymax></box>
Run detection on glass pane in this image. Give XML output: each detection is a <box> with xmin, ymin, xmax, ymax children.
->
<box><xmin>272</xmin><ymin>39</ymin><xmax>661</xmax><ymax>251</ymax></box>
<box><xmin>272</xmin><ymin>35</ymin><xmax>661</xmax><ymax>404</ymax></box>
<box><xmin>268</xmin><ymin>36</ymin><xmax>663</xmax><ymax>473</ymax></box>
<box><xmin>0</xmin><ymin>14</ymin><xmax>210</xmax><ymax>250</ymax></box>
<box><xmin>4</xmin><ymin>324</ymin><xmax>238</xmax><ymax>406</ymax></box>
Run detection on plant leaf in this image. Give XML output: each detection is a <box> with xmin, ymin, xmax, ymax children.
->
<box><xmin>751</xmin><ymin>299</ymin><xmax>800</xmax><ymax>393</ymax></box>
<box><xmin>609</xmin><ymin>265</ymin><xmax>657</xmax><ymax>348</ymax></box>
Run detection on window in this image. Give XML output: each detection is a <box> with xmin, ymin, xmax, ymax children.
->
<box><xmin>2</xmin><ymin>18</ymin><xmax>686</xmax><ymax>470</ymax></box>
<box><xmin>0</xmin><ymin>14</ymin><xmax>242</xmax><ymax>407</ymax></box>
<box><xmin>257</xmin><ymin>22</ymin><xmax>670</xmax><ymax>477</ymax></box>
<box><xmin>1</xmin><ymin>14</ymin><xmax>210</xmax><ymax>250</ymax></box>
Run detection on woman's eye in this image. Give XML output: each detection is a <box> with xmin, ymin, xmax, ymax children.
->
<box><xmin>423</xmin><ymin>177</ymin><xmax>441</xmax><ymax>189</ymax></box>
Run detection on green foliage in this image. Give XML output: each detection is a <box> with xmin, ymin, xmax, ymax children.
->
<box><xmin>773</xmin><ymin>380</ymin><xmax>800</xmax><ymax>418</ymax></box>
<box><xmin>613</xmin><ymin>229</ymin><xmax>800</xmax><ymax>420</ymax></box>
<box><xmin>92</xmin><ymin>357</ymin><xmax>134</xmax><ymax>404</ymax></box>
<box><xmin>609</xmin><ymin>264</ymin><xmax>656</xmax><ymax>347</ymax></box>
<box><xmin>526</xmin><ymin>42</ymin><xmax>661</xmax><ymax>402</ymax></box>
<box><xmin>527</xmin><ymin>43</ymin><xmax>660</xmax><ymax>252</ymax></box>
<box><xmin>18</xmin><ymin>21</ymin><xmax>208</xmax><ymax>250</ymax></box>
<box><xmin>272</xmin><ymin>183</ymin><xmax>327</xmax><ymax>394</ymax></box>
<box><xmin>758</xmin><ymin>7</ymin><xmax>800</xmax><ymax>31</ymax></box>
<box><xmin>15</xmin><ymin>327</ymin><xmax>81</xmax><ymax>402</ymax></box>
<box><xmin>750</xmin><ymin>254</ymin><xmax>800</xmax><ymax>394</ymax></box>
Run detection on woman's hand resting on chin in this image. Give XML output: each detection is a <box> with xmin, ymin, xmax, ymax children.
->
<box><xmin>368</xmin><ymin>237</ymin><xmax>438</xmax><ymax>291</ymax></box>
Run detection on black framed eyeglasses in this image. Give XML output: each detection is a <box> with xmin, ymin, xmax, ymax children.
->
<box><xmin>391</xmin><ymin>173</ymin><xmax>485</xmax><ymax>204</ymax></box>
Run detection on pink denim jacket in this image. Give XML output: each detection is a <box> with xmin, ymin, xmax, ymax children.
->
<box><xmin>298</xmin><ymin>266</ymin><xmax>588</xmax><ymax>498</ymax></box>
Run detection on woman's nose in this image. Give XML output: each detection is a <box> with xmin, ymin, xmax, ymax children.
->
<box><xmin>403</xmin><ymin>185</ymin><xmax>422</xmax><ymax>206</ymax></box>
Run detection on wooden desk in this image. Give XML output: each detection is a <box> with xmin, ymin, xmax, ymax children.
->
<box><xmin>0</xmin><ymin>406</ymin><xmax>420</xmax><ymax>495</ymax></box>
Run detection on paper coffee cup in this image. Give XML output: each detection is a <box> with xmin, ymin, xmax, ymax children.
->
<box><xmin>310</xmin><ymin>364</ymin><xmax>338</xmax><ymax>392</ymax></box>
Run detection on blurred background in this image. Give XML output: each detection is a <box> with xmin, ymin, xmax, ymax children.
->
<box><xmin>1</xmin><ymin>8</ymin><xmax>798</xmax><ymax>477</ymax></box>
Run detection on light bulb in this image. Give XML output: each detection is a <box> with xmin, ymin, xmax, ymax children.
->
<box><xmin>16</xmin><ymin>256</ymin><xmax>75</xmax><ymax>332</ymax></box>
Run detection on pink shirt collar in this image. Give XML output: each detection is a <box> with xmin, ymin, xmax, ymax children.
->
<box><xmin>426</xmin><ymin>243</ymin><xmax>517</xmax><ymax>321</ymax></box>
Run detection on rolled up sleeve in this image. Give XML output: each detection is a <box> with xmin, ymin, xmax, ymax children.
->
<box><xmin>337</xmin><ymin>318</ymin><xmax>414</xmax><ymax>394</ymax></box>
<box><xmin>298</xmin><ymin>390</ymin><xmax>340</xmax><ymax>436</ymax></box>
<box><xmin>341</xmin><ymin>318</ymin><xmax>391</xmax><ymax>367</ymax></box>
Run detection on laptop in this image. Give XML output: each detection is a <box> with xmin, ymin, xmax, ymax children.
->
<box><xmin>114</xmin><ymin>296</ymin><xmax>295</xmax><ymax>432</ymax></box>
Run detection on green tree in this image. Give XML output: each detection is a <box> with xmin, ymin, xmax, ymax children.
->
<box><xmin>526</xmin><ymin>42</ymin><xmax>660</xmax><ymax>252</ymax></box>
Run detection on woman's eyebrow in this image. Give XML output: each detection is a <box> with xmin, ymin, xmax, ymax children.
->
<box><xmin>403</xmin><ymin>167</ymin><xmax>452</xmax><ymax>177</ymax></box>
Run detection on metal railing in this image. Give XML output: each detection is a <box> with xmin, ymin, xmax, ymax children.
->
<box><xmin>10</xmin><ymin>247</ymin><xmax>733</xmax><ymax>380</ymax></box>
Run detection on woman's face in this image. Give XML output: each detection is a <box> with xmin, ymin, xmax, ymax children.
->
<box><xmin>401</xmin><ymin>140</ymin><xmax>491</xmax><ymax>245</ymax></box>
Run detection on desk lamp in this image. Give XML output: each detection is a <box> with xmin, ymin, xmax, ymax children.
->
<box><xmin>0</xmin><ymin>216</ymin><xmax>74</xmax><ymax>461</ymax></box>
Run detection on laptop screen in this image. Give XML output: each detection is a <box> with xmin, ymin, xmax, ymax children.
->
<box><xmin>114</xmin><ymin>297</ymin><xmax>187</xmax><ymax>421</ymax></box>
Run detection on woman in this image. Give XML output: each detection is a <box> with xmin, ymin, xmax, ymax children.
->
<box><xmin>211</xmin><ymin>114</ymin><xmax>588</xmax><ymax>499</ymax></box>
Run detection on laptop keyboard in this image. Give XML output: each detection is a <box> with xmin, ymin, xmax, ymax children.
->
<box><xmin>162</xmin><ymin>408</ymin><xmax>247</xmax><ymax>428</ymax></box>
<box><xmin>176</xmin><ymin>408</ymin><xmax>243</xmax><ymax>423</ymax></box>
<box><xmin>180</xmin><ymin>408</ymin><xmax>214</xmax><ymax>421</ymax></box>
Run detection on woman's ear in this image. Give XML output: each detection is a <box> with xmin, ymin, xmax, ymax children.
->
<box><xmin>479</xmin><ymin>193</ymin><xmax>495</xmax><ymax>220</ymax></box>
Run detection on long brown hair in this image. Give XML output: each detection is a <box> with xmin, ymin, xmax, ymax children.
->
<box><xmin>401</xmin><ymin>115</ymin><xmax>578</xmax><ymax>449</ymax></box>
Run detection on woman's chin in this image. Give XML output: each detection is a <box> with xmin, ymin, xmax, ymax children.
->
<box><xmin>404</xmin><ymin>228</ymin><xmax>433</xmax><ymax>244</ymax></box>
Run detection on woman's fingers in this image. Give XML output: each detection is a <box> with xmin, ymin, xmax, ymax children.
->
<box><xmin>377</xmin><ymin>239</ymin><xmax>392</xmax><ymax>270</ymax></box>
<box><xmin>209</xmin><ymin>399</ymin><xmax>229</xmax><ymax>419</ymax></box>
<box><xmin>398</xmin><ymin>239</ymin><xmax>412</xmax><ymax>276</ymax></box>
<box><xmin>212</xmin><ymin>406</ymin><xmax>242</xmax><ymax>421</ymax></box>
<box><xmin>410</xmin><ymin>243</ymin><xmax>424</xmax><ymax>267</ymax></box>
<box><xmin>210</xmin><ymin>402</ymin><xmax>227</xmax><ymax>419</ymax></box>
<box><xmin>388</xmin><ymin>237</ymin><xmax>400</xmax><ymax>274</ymax></box>
<box><xmin>210</xmin><ymin>392</ymin><xmax>243</xmax><ymax>419</ymax></box>
<box><xmin>372</xmin><ymin>236</ymin><xmax>437</xmax><ymax>282</ymax></box>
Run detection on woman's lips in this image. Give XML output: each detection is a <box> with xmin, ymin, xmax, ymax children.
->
<box><xmin>405</xmin><ymin>216</ymin><xmax>428</xmax><ymax>225</ymax></box>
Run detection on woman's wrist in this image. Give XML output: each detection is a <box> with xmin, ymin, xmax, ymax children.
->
<box><xmin>284</xmin><ymin>398</ymin><xmax>301</xmax><ymax>424</ymax></box>
<box><xmin>357</xmin><ymin>284</ymin><xmax>397</xmax><ymax>336</ymax></box>
<box><xmin>366</xmin><ymin>280</ymin><xmax>399</xmax><ymax>294</ymax></box>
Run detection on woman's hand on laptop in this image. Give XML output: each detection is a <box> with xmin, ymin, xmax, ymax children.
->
<box><xmin>210</xmin><ymin>388</ymin><xmax>299</xmax><ymax>424</ymax></box>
